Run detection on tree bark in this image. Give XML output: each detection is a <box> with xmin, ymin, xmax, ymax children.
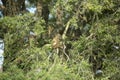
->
<box><xmin>36</xmin><ymin>0</ymin><xmax>49</xmax><ymax>26</ymax></box>
<box><xmin>1</xmin><ymin>0</ymin><xmax>26</xmax><ymax>16</ymax></box>
<box><xmin>17</xmin><ymin>0</ymin><xmax>26</xmax><ymax>12</ymax></box>
<box><xmin>36</xmin><ymin>0</ymin><xmax>43</xmax><ymax>17</ymax></box>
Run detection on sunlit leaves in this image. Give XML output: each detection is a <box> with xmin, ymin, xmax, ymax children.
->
<box><xmin>83</xmin><ymin>0</ymin><xmax>102</xmax><ymax>13</ymax></box>
<box><xmin>0</xmin><ymin>0</ymin><xmax>120</xmax><ymax>80</ymax></box>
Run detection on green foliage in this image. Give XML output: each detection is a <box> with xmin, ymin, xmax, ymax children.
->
<box><xmin>0</xmin><ymin>0</ymin><xmax>120</xmax><ymax>80</ymax></box>
<box><xmin>0</xmin><ymin>13</ymin><xmax>46</xmax><ymax>71</ymax></box>
<box><xmin>0</xmin><ymin>65</ymin><xmax>26</xmax><ymax>80</ymax></box>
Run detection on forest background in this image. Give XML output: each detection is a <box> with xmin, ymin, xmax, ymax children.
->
<box><xmin>0</xmin><ymin>0</ymin><xmax>120</xmax><ymax>80</ymax></box>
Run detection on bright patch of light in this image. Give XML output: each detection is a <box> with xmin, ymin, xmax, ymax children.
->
<box><xmin>27</xmin><ymin>7</ymin><xmax>36</xmax><ymax>13</ymax></box>
<box><xmin>114</xmin><ymin>46</ymin><xmax>119</xmax><ymax>49</ymax></box>
<box><xmin>0</xmin><ymin>49</ymin><xmax>3</xmax><ymax>54</ymax></box>
<box><xmin>0</xmin><ymin>0</ymin><xmax>2</xmax><ymax>5</ymax></box>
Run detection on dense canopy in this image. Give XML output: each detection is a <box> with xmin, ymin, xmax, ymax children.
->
<box><xmin>0</xmin><ymin>0</ymin><xmax>120</xmax><ymax>80</ymax></box>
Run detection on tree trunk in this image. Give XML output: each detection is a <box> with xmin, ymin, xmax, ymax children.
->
<box><xmin>17</xmin><ymin>0</ymin><xmax>26</xmax><ymax>12</ymax></box>
<box><xmin>36</xmin><ymin>0</ymin><xmax>43</xmax><ymax>17</ymax></box>
<box><xmin>36</xmin><ymin>0</ymin><xmax>49</xmax><ymax>26</ymax></box>
<box><xmin>1</xmin><ymin>0</ymin><xmax>26</xmax><ymax>16</ymax></box>
<box><xmin>1</xmin><ymin>0</ymin><xmax>18</xmax><ymax>16</ymax></box>
<box><xmin>42</xmin><ymin>4</ymin><xmax>49</xmax><ymax>26</ymax></box>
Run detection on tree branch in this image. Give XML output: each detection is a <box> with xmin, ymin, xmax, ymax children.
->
<box><xmin>62</xmin><ymin>21</ymin><xmax>70</xmax><ymax>40</ymax></box>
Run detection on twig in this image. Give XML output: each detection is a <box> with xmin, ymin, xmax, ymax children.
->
<box><xmin>62</xmin><ymin>21</ymin><xmax>70</xmax><ymax>40</ymax></box>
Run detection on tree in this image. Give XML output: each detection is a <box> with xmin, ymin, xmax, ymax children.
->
<box><xmin>0</xmin><ymin>0</ymin><xmax>120</xmax><ymax>80</ymax></box>
<box><xmin>1</xmin><ymin>0</ymin><xmax>26</xmax><ymax>16</ymax></box>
